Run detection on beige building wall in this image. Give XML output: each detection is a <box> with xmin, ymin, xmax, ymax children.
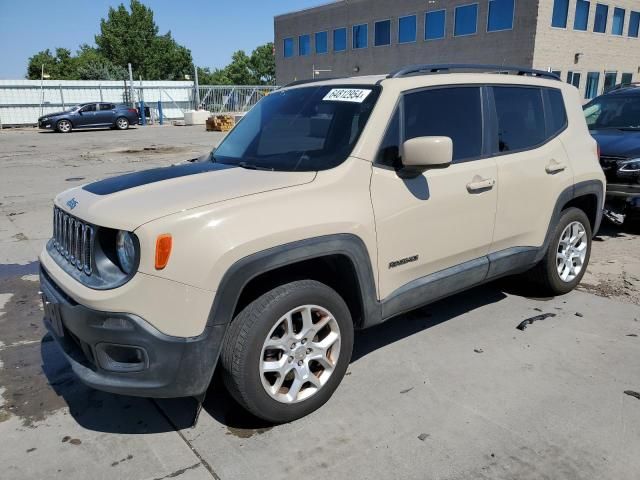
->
<box><xmin>533</xmin><ymin>0</ymin><xmax>640</xmax><ymax>100</ymax></box>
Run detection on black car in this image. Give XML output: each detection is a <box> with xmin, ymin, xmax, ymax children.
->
<box><xmin>584</xmin><ymin>84</ymin><xmax>640</xmax><ymax>225</ymax></box>
<box><xmin>38</xmin><ymin>102</ymin><xmax>139</xmax><ymax>133</ymax></box>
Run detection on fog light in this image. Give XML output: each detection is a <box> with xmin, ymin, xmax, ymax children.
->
<box><xmin>96</xmin><ymin>343</ymin><xmax>148</xmax><ymax>372</ymax></box>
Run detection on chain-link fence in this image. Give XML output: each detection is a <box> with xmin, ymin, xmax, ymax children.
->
<box><xmin>0</xmin><ymin>80</ymin><xmax>279</xmax><ymax>127</ymax></box>
<box><xmin>196</xmin><ymin>86</ymin><xmax>278</xmax><ymax>114</ymax></box>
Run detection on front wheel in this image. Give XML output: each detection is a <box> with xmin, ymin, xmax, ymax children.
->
<box><xmin>221</xmin><ymin>280</ymin><xmax>354</xmax><ymax>423</ymax></box>
<box><xmin>56</xmin><ymin>119</ymin><xmax>72</xmax><ymax>133</ymax></box>
<box><xmin>528</xmin><ymin>207</ymin><xmax>592</xmax><ymax>295</ymax></box>
<box><xmin>115</xmin><ymin>117</ymin><xmax>129</xmax><ymax>130</ymax></box>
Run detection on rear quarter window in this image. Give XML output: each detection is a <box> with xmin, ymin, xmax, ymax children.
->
<box><xmin>546</xmin><ymin>89</ymin><xmax>568</xmax><ymax>137</ymax></box>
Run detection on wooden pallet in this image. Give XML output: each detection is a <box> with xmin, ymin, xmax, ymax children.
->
<box><xmin>206</xmin><ymin>115</ymin><xmax>235</xmax><ymax>132</ymax></box>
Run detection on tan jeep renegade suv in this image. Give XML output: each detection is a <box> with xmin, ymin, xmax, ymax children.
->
<box><xmin>40</xmin><ymin>65</ymin><xmax>605</xmax><ymax>422</ymax></box>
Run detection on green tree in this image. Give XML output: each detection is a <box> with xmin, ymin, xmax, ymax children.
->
<box><xmin>249</xmin><ymin>43</ymin><xmax>275</xmax><ymax>85</ymax></box>
<box><xmin>74</xmin><ymin>45</ymin><xmax>127</xmax><ymax>80</ymax></box>
<box><xmin>196</xmin><ymin>43</ymin><xmax>275</xmax><ymax>86</ymax></box>
<box><xmin>224</xmin><ymin>50</ymin><xmax>255</xmax><ymax>85</ymax></box>
<box><xmin>95</xmin><ymin>0</ymin><xmax>192</xmax><ymax>80</ymax></box>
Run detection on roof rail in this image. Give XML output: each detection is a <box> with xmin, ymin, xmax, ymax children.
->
<box><xmin>387</xmin><ymin>64</ymin><xmax>561</xmax><ymax>81</ymax></box>
<box><xmin>283</xmin><ymin>77</ymin><xmax>346</xmax><ymax>88</ymax></box>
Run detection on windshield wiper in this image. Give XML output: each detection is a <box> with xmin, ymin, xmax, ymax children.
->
<box><xmin>237</xmin><ymin>161</ymin><xmax>275</xmax><ymax>171</ymax></box>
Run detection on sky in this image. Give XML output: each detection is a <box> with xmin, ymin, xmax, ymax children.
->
<box><xmin>0</xmin><ymin>0</ymin><xmax>331</xmax><ymax>79</ymax></box>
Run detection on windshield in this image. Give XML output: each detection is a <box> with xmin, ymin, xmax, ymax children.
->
<box><xmin>213</xmin><ymin>85</ymin><xmax>381</xmax><ymax>172</ymax></box>
<box><xmin>584</xmin><ymin>95</ymin><xmax>640</xmax><ymax>130</ymax></box>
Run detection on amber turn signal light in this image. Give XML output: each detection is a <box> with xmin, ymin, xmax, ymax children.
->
<box><xmin>155</xmin><ymin>234</ymin><xmax>172</xmax><ymax>270</ymax></box>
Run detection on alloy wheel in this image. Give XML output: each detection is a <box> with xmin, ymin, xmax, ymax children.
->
<box><xmin>117</xmin><ymin>118</ymin><xmax>129</xmax><ymax>129</ymax></box>
<box><xmin>259</xmin><ymin>305</ymin><xmax>341</xmax><ymax>404</ymax></box>
<box><xmin>58</xmin><ymin>120</ymin><xmax>71</xmax><ymax>133</ymax></box>
<box><xmin>556</xmin><ymin>221</ymin><xmax>588</xmax><ymax>282</ymax></box>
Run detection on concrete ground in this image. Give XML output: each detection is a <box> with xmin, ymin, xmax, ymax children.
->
<box><xmin>0</xmin><ymin>126</ymin><xmax>639</xmax><ymax>480</ymax></box>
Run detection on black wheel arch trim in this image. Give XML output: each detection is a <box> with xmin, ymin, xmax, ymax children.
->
<box><xmin>206</xmin><ymin>234</ymin><xmax>381</xmax><ymax>329</ymax></box>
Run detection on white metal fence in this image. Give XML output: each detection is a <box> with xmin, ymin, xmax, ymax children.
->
<box><xmin>0</xmin><ymin>80</ymin><xmax>279</xmax><ymax>127</ymax></box>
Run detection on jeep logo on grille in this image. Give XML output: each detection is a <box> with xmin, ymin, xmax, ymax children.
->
<box><xmin>66</xmin><ymin>197</ymin><xmax>78</xmax><ymax>210</ymax></box>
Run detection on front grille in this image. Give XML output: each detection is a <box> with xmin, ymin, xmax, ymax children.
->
<box><xmin>52</xmin><ymin>207</ymin><xmax>94</xmax><ymax>275</ymax></box>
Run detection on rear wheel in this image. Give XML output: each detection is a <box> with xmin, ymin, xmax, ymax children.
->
<box><xmin>221</xmin><ymin>280</ymin><xmax>353</xmax><ymax>423</ymax></box>
<box><xmin>56</xmin><ymin>119</ymin><xmax>72</xmax><ymax>133</ymax></box>
<box><xmin>115</xmin><ymin>117</ymin><xmax>129</xmax><ymax>130</ymax></box>
<box><xmin>528</xmin><ymin>207</ymin><xmax>592</xmax><ymax>295</ymax></box>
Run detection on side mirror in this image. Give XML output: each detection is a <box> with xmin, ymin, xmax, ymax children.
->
<box><xmin>400</xmin><ymin>136</ymin><xmax>453</xmax><ymax>178</ymax></box>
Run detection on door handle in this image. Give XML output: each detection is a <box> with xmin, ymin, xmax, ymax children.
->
<box><xmin>466</xmin><ymin>176</ymin><xmax>496</xmax><ymax>192</ymax></box>
<box><xmin>545</xmin><ymin>160</ymin><xmax>567</xmax><ymax>174</ymax></box>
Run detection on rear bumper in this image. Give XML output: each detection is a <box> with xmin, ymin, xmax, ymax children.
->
<box><xmin>40</xmin><ymin>266</ymin><xmax>225</xmax><ymax>398</ymax></box>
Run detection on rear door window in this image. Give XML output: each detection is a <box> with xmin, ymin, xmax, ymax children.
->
<box><xmin>99</xmin><ymin>103</ymin><xmax>115</xmax><ymax>111</ymax></box>
<box><xmin>492</xmin><ymin>86</ymin><xmax>545</xmax><ymax>152</ymax></box>
<box><xmin>402</xmin><ymin>87</ymin><xmax>483</xmax><ymax>162</ymax></box>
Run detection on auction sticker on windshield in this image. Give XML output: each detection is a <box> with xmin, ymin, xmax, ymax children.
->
<box><xmin>323</xmin><ymin>88</ymin><xmax>372</xmax><ymax>103</ymax></box>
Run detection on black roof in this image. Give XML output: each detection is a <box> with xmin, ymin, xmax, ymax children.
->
<box><xmin>604</xmin><ymin>84</ymin><xmax>640</xmax><ymax>96</ymax></box>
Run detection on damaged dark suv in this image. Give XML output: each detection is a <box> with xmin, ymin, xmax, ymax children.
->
<box><xmin>584</xmin><ymin>85</ymin><xmax>640</xmax><ymax>225</ymax></box>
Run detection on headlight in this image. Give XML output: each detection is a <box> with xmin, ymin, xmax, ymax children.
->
<box><xmin>617</xmin><ymin>158</ymin><xmax>640</xmax><ymax>177</ymax></box>
<box><xmin>116</xmin><ymin>230</ymin><xmax>137</xmax><ymax>274</ymax></box>
<box><xmin>618</xmin><ymin>158</ymin><xmax>640</xmax><ymax>173</ymax></box>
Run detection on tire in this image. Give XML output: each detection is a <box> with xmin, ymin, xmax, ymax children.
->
<box><xmin>527</xmin><ymin>207</ymin><xmax>592</xmax><ymax>295</ymax></box>
<box><xmin>221</xmin><ymin>280</ymin><xmax>354</xmax><ymax>423</ymax></box>
<box><xmin>56</xmin><ymin>119</ymin><xmax>72</xmax><ymax>133</ymax></box>
<box><xmin>115</xmin><ymin>117</ymin><xmax>129</xmax><ymax>130</ymax></box>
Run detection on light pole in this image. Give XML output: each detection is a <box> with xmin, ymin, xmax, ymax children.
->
<box><xmin>312</xmin><ymin>64</ymin><xmax>332</xmax><ymax>79</ymax></box>
<box><xmin>40</xmin><ymin>64</ymin><xmax>50</xmax><ymax>117</ymax></box>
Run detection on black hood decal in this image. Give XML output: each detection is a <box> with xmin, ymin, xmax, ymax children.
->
<box><xmin>83</xmin><ymin>162</ymin><xmax>236</xmax><ymax>196</ymax></box>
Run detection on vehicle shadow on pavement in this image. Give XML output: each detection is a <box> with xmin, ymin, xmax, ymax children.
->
<box><xmin>352</xmin><ymin>284</ymin><xmax>506</xmax><ymax>362</ymax></box>
<box><xmin>41</xmin><ymin>339</ymin><xmax>195</xmax><ymax>434</ymax></box>
<box><xmin>41</xmin><ymin>284</ymin><xmax>507</xmax><ymax>434</ymax></box>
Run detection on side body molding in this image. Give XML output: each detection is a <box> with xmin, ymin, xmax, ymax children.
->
<box><xmin>206</xmin><ymin>180</ymin><xmax>604</xmax><ymax>331</ymax></box>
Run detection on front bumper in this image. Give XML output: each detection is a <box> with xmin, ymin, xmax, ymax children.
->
<box><xmin>40</xmin><ymin>266</ymin><xmax>226</xmax><ymax>398</ymax></box>
<box><xmin>606</xmin><ymin>183</ymin><xmax>640</xmax><ymax>215</ymax></box>
<box><xmin>38</xmin><ymin>120</ymin><xmax>53</xmax><ymax>129</ymax></box>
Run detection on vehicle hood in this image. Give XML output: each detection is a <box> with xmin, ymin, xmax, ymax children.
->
<box><xmin>590</xmin><ymin>129</ymin><xmax>640</xmax><ymax>158</ymax></box>
<box><xmin>54</xmin><ymin>162</ymin><xmax>316</xmax><ymax>231</ymax></box>
<box><xmin>40</xmin><ymin>110</ymin><xmax>74</xmax><ymax>119</ymax></box>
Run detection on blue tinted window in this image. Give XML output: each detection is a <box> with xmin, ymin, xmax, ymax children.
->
<box><xmin>284</xmin><ymin>38</ymin><xmax>294</xmax><ymax>58</ymax></box>
<box><xmin>603</xmin><ymin>72</ymin><xmax>617</xmax><ymax>92</ymax></box>
<box><xmin>333</xmin><ymin>28</ymin><xmax>347</xmax><ymax>51</ymax></box>
<box><xmin>612</xmin><ymin>8</ymin><xmax>625</xmax><ymax>35</ymax></box>
<box><xmin>621</xmin><ymin>73</ymin><xmax>633</xmax><ymax>85</ymax></box>
<box><xmin>594</xmin><ymin>4</ymin><xmax>608</xmax><ymax>32</ymax></box>
<box><xmin>488</xmin><ymin>0</ymin><xmax>514</xmax><ymax>31</ymax></box>
<box><xmin>298</xmin><ymin>35</ymin><xmax>310</xmax><ymax>56</ymax></box>
<box><xmin>398</xmin><ymin>15</ymin><xmax>417</xmax><ymax>43</ymax></box>
<box><xmin>426</xmin><ymin>10</ymin><xmax>446</xmax><ymax>39</ymax></box>
<box><xmin>574</xmin><ymin>0</ymin><xmax>590</xmax><ymax>30</ymax></box>
<box><xmin>353</xmin><ymin>24</ymin><xmax>368</xmax><ymax>49</ymax></box>
<box><xmin>454</xmin><ymin>4</ymin><xmax>478</xmax><ymax>36</ymax></box>
<box><xmin>551</xmin><ymin>0</ymin><xmax>569</xmax><ymax>27</ymax></box>
<box><xmin>374</xmin><ymin>20</ymin><xmax>391</xmax><ymax>46</ymax></box>
<box><xmin>585</xmin><ymin>72</ymin><xmax>600</xmax><ymax>99</ymax></box>
<box><xmin>630</xmin><ymin>11</ymin><xmax>640</xmax><ymax>37</ymax></box>
<box><xmin>567</xmin><ymin>71</ymin><xmax>582</xmax><ymax>88</ymax></box>
<box><xmin>315</xmin><ymin>31</ymin><xmax>328</xmax><ymax>54</ymax></box>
